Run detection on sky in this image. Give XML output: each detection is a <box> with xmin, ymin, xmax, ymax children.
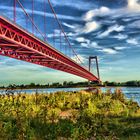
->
<box><xmin>0</xmin><ymin>0</ymin><xmax>140</xmax><ymax>85</ymax></box>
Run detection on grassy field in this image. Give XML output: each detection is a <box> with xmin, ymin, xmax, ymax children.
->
<box><xmin>0</xmin><ymin>88</ymin><xmax>140</xmax><ymax>140</ymax></box>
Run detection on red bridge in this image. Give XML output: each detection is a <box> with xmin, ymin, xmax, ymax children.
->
<box><xmin>0</xmin><ymin>0</ymin><xmax>100</xmax><ymax>82</ymax></box>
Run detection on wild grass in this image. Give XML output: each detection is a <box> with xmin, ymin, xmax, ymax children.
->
<box><xmin>0</xmin><ymin>89</ymin><xmax>140</xmax><ymax>139</ymax></box>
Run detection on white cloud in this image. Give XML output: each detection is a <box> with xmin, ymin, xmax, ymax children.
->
<box><xmin>80</xmin><ymin>41</ymin><xmax>101</xmax><ymax>49</ymax></box>
<box><xmin>83</xmin><ymin>6</ymin><xmax>110</xmax><ymax>21</ymax></box>
<box><xmin>81</xmin><ymin>43</ymin><xmax>88</xmax><ymax>47</ymax></box>
<box><xmin>114</xmin><ymin>47</ymin><xmax>127</xmax><ymax>50</ymax></box>
<box><xmin>47</xmin><ymin>30</ymin><xmax>75</xmax><ymax>39</ymax></box>
<box><xmin>81</xmin><ymin>0</ymin><xmax>140</xmax><ymax>27</ymax></box>
<box><xmin>98</xmin><ymin>24</ymin><xmax>125</xmax><ymax>38</ymax></box>
<box><xmin>76</xmin><ymin>37</ymin><xmax>90</xmax><ymax>44</ymax></box>
<box><xmin>66</xmin><ymin>32</ymin><xmax>75</xmax><ymax>37</ymax></box>
<box><xmin>47</xmin><ymin>29</ymin><xmax>62</xmax><ymax>38</ymax></box>
<box><xmin>76</xmin><ymin>37</ymin><xmax>86</xmax><ymax>42</ymax></box>
<box><xmin>127</xmin><ymin>0</ymin><xmax>140</xmax><ymax>12</ymax></box>
<box><xmin>126</xmin><ymin>38</ymin><xmax>138</xmax><ymax>45</ymax></box>
<box><xmin>99</xmin><ymin>48</ymin><xmax>118</xmax><ymax>54</ymax></box>
<box><xmin>82</xmin><ymin>21</ymin><xmax>100</xmax><ymax>33</ymax></box>
<box><xmin>113</xmin><ymin>34</ymin><xmax>128</xmax><ymax>40</ymax></box>
<box><xmin>71</xmin><ymin>21</ymin><xmax>100</xmax><ymax>34</ymax></box>
<box><xmin>83</xmin><ymin>10</ymin><xmax>95</xmax><ymax>22</ymax></box>
<box><xmin>75</xmin><ymin>36</ymin><xmax>101</xmax><ymax>49</ymax></box>
<box><xmin>90</xmin><ymin>42</ymin><xmax>101</xmax><ymax>49</ymax></box>
<box><xmin>62</xmin><ymin>22</ymin><xmax>75</xmax><ymax>29</ymax></box>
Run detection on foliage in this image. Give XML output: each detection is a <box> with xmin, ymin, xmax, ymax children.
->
<box><xmin>0</xmin><ymin>89</ymin><xmax>140</xmax><ymax>139</ymax></box>
<box><xmin>104</xmin><ymin>80</ymin><xmax>140</xmax><ymax>87</ymax></box>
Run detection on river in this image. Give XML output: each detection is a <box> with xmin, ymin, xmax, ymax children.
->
<box><xmin>0</xmin><ymin>87</ymin><xmax>140</xmax><ymax>105</ymax></box>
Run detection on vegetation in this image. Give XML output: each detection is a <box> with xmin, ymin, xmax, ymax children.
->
<box><xmin>1</xmin><ymin>80</ymin><xmax>140</xmax><ymax>89</ymax></box>
<box><xmin>104</xmin><ymin>80</ymin><xmax>140</xmax><ymax>87</ymax></box>
<box><xmin>0</xmin><ymin>88</ymin><xmax>140</xmax><ymax>139</ymax></box>
<box><xmin>0</xmin><ymin>81</ymin><xmax>90</xmax><ymax>89</ymax></box>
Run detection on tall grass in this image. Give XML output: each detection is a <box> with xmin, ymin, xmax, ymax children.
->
<box><xmin>0</xmin><ymin>89</ymin><xmax>140</xmax><ymax>139</ymax></box>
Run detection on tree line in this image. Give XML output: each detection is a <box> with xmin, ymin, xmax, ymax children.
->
<box><xmin>0</xmin><ymin>80</ymin><xmax>140</xmax><ymax>89</ymax></box>
<box><xmin>104</xmin><ymin>80</ymin><xmax>140</xmax><ymax>87</ymax></box>
<box><xmin>0</xmin><ymin>81</ymin><xmax>90</xmax><ymax>89</ymax></box>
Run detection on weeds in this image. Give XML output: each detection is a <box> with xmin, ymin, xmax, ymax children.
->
<box><xmin>0</xmin><ymin>89</ymin><xmax>140</xmax><ymax>139</ymax></box>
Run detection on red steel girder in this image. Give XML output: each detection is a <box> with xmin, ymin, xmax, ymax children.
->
<box><xmin>0</xmin><ymin>44</ymin><xmax>18</xmax><ymax>47</ymax></box>
<box><xmin>0</xmin><ymin>16</ymin><xmax>99</xmax><ymax>81</ymax></box>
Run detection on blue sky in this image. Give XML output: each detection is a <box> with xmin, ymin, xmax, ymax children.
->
<box><xmin>0</xmin><ymin>0</ymin><xmax>140</xmax><ymax>85</ymax></box>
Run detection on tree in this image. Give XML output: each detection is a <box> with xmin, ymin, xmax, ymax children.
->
<box><xmin>63</xmin><ymin>81</ymin><xmax>67</xmax><ymax>86</ymax></box>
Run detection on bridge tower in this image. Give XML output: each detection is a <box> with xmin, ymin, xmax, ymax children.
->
<box><xmin>89</xmin><ymin>56</ymin><xmax>100</xmax><ymax>84</ymax></box>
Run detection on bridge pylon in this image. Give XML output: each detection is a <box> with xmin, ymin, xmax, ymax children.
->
<box><xmin>88</xmin><ymin>56</ymin><xmax>101</xmax><ymax>85</ymax></box>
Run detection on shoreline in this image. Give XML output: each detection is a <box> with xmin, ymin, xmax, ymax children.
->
<box><xmin>0</xmin><ymin>86</ymin><xmax>140</xmax><ymax>90</ymax></box>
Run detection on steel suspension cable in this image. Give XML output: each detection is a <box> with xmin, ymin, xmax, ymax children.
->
<box><xmin>15</xmin><ymin>0</ymin><xmax>86</xmax><ymax>67</ymax></box>
<box><xmin>15</xmin><ymin>0</ymin><xmax>46</xmax><ymax>41</ymax></box>
<box><xmin>47</xmin><ymin>0</ymin><xmax>85</xmax><ymax>66</ymax></box>
<box><xmin>14</xmin><ymin>0</ymin><xmax>16</xmax><ymax>22</ymax></box>
<box><xmin>32</xmin><ymin>0</ymin><xmax>34</xmax><ymax>34</ymax></box>
<box><xmin>44</xmin><ymin>0</ymin><xmax>47</xmax><ymax>41</ymax></box>
<box><xmin>26</xmin><ymin>15</ymin><xmax>27</xmax><ymax>30</ymax></box>
<box><xmin>60</xmin><ymin>30</ymin><xmax>61</xmax><ymax>51</ymax></box>
<box><xmin>53</xmin><ymin>21</ymin><xmax>55</xmax><ymax>47</ymax></box>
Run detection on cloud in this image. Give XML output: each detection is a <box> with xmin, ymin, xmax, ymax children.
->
<box><xmin>90</xmin><ymin>42</ymin><xmax>101</xmax><ymax>49</ymax></box>
<box><xmin>66</xmin><ymin>32</ymin><xmax>75</xmax><ymax>37</ymax></box>
<box><xmin>113</xmin><ymin>34</ymin><xmax>128</xmax><ymax>40</ymax></box>
<box><xmin>99</xmin><ymin>48</ymin><xmax>118</xmax><ymax>54</ymax></box>
<box><xmin>82</xmin><ymin>21</ymin><xmax>100</xmax><ymax>33</ymax></box>
<box><xmin>82</xmin><ymin>4</ymin><xmax>140</xmax><ymax>27</ymax></box>
<box><xmin>1</xmin><ymin>0</ymin><xmax>140</xmax><ymax>84</ymax></box>
<box><xmin>114</xmin><ymin>46</ymin><xmax>127</xmax><ymax>50</ymax></box>
<box><xmin>128</xmin><ymin>20</ymin><xmax>140</xmax><ymax>28</ymax></box>
<box><xmin>127</xmin><ymin>0</ymin><xmax>140</xmax><ymax>11</ymax></box>
<box><xmin>76</xmin><ymin>37</ymin><xmax>90</xmax><ymax>44</ymax></box>
<box><xmin>80</xmin><ymin>41</ymin><xmax>101</xmax><ymax>49</ymax></box>
<box><xmin>83</xmin><ymin>10</ymin><xmax>95</xmax><ymax>22</ymax></box>
<box><xmin>76</xmin><ymin>37</ymin><xmax>101</xmax><ymax>49</ymax></box>
<box><xmin>76</xmin><ymin>37</ymin><xmax>86</xmax><ymax>42</ymax></box>
<box><xmin>75</xmin><ymin>36</ymin><xmax>101</xmax><ymax>49</ymax></box>
<box><xmin>126</xmin><ymin>38</ymin><xmax>138</xmax><ymax>45</ymax></box>
<box><xmin>81</xmin><ymin>6</ymin><xmax>109</xmax><ymax>34</ymax></box>
<box><xmin>69</xmin><ymin>21</ymin><xmax>100</xmax><ymax>35</ymax></box>
<box><xmin>62</xmin><ymin>22</ymin><xmax>75</xmax><ymax>29</ymax></box>
<box><xmin>98</xmin><ymin>24</ymin><xmax>125</xmax><ymax>38</ymax></box>
<box><xmin>83</xmin><ymin>6</ymin><xmax>110</xmax><ymax>21</ymax></box>
<box><xmin>81</xmin><ymin>43</ymin><xmax>88</xmax><ymax>47</ymax></box>
<box><xmin>81</xmin><ymin>0</ymin><xmax>140</xmax><ymax>26</ymax></box>
<box><xmin>47</xmin><ymin>29</ymin><xmax>62</xmax><ymax>38</ymax></box>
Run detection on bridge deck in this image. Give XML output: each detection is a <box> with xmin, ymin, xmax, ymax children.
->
<box><xmin>0</xmin><ymin>16</ymin><xmax>99</xmax><ymax>81</ymax></box>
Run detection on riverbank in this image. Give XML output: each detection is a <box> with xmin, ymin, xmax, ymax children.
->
<box><xmin>1</xmin><ymin>86</ymin><xmax>140</xmax><ymax>91</ymax></box>
<box><xmin>1</xmin><ymin>80</ymin><xmax>140</xmax><ymax>90</ymax></box>
<box><xmin>1</xmin><ymin>86</ymin><xmax>140</xmax><ymax>105</ymax></box>
<box><xmin>0</xmin><ymin>89</ymin><xmax>140</xmax><ymax>139</ymax></box>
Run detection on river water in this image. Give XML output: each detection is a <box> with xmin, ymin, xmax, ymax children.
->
<box><xmin>0</xmin><ymin>87</ymin><xmax>140</xmax><ymax>105</ymax></box>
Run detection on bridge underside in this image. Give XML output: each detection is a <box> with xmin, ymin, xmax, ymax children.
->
<box><xmin>0</xmin><ymin>16</ymin><xmax>99</xmax><ymax>81</ymax></box>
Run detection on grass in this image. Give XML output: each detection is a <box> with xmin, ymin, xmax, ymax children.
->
<box><xmin>0</xmin><ymin>88</ymin><xmax>140</xmax><ymax>139</ymax></box>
